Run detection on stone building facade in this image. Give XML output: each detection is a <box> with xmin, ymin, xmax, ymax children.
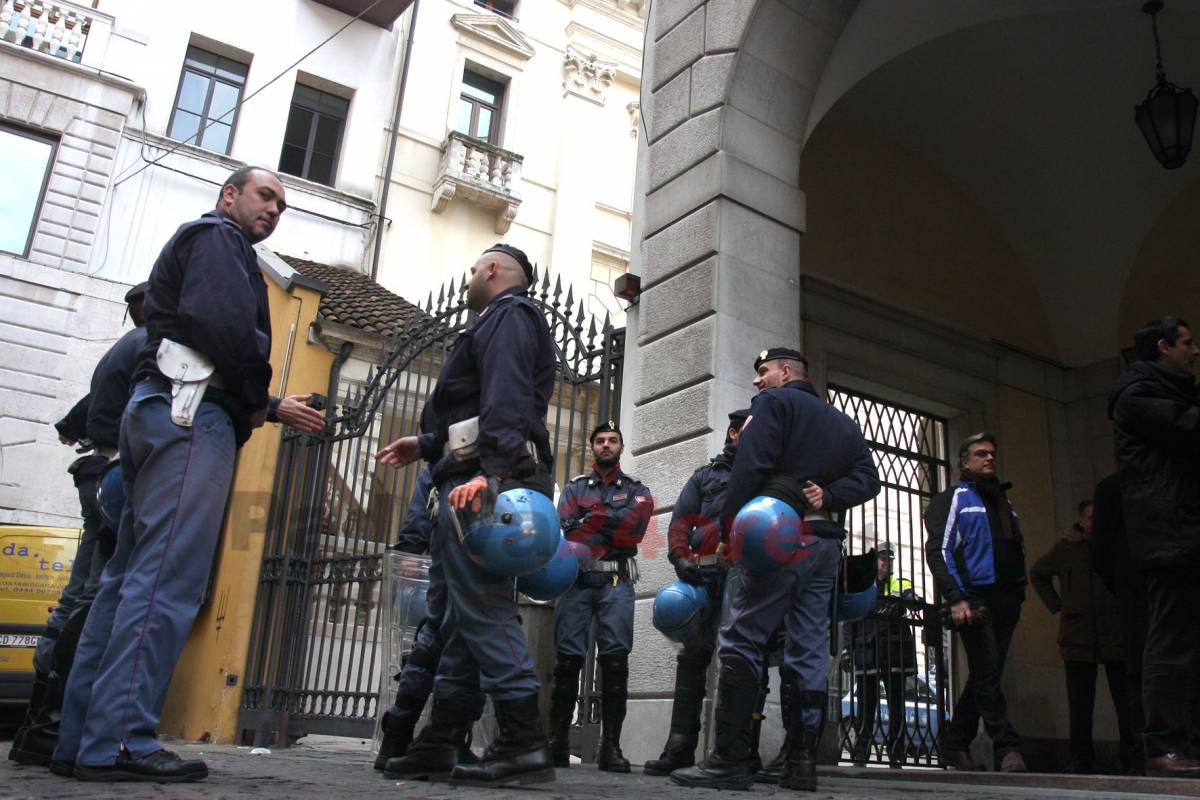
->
<box><xmin>620</xmin><ymin>0</ymin><xmax>1200</xmax><ymax>768</ymax></box>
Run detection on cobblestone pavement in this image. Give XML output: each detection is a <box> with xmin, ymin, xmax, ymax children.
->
<box><xmin>1</xmin><ymin>736</ymin><xmax>1197</xmax><ymax>800</ymax></box>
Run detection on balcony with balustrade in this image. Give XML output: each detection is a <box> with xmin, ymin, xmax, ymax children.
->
<box><xmin>0</xmin><ymin>0</ymin><xmax>112</xmax><ymax>65</ymax></box>
<box><xmin>430</xmin><ymin>130</ymin><xmax>523</xmax><ymax>234</ymax></box>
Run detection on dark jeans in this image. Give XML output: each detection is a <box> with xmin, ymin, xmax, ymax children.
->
<box><xmin>854</xmin><ymin>670</ymin><xmax>908</xmax><ymax>759</ymax></box>
<box><xmin>944</xmin><ymin>586</ymin><xmax>1022</xmax><ymax>756</ymax></box>
<box><xmin>1143</xmin><ymin>566</ymin><xmax>1200</xmax><ymax>757</ymax></box>
<box><xmin>1064</xmin><ymin>660</ymin><xmax>1135</xmax><ymax>764</ymax></box>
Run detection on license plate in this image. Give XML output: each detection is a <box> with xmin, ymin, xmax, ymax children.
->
<box><xmin>0</xmin><ymin>634</ymin><xmax>39</xmax><ymax>648</ymax></box>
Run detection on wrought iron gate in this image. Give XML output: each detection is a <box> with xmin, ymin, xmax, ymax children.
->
<box><xmin>827</xmin><ymin>386</ymin><xmax>951</xmax><ymax>768</ymax></box>
<box><xmin>238</xmin><ymin>269</ymin><xmax>624</xmax><ymax>744</ymax></box>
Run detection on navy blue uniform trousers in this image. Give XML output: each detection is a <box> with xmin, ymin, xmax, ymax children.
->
<box><xmin>553</xmin><ymin>573</ymin><xmax>635</xmax><ymax>658</ymax></box>
<box><xmin>55</xmin><ymin>381</ymin><xmax>234</xmax><ymax>765</ymax></box>
<box><xmin>719</xmin><ymin>535</ymin><xmax>840</xmax><ymax>727</ymax></box>
<box><xmin>432</xmin><ymin>476</ymin><xmax>539</xmax><ymax>702</ymax></box>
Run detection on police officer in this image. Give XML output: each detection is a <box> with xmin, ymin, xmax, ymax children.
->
<box><xmin>671</xmin><ymin>347</ymin><xmax>880</xmax><ymax>792</ymax></box>
<box><xmin>10</xmin><ymin>283</ymin><xmax>149</xmax><ymax>766</ymax></box>
<box><xmin>644</xmin><ymin>409</ymin><xmax>749</xmax><ymax>776</ymax></box>
<box><xmin>375</xmin><ymin>466</ymin><xmax>481</xmax><ymax>772</ymax></box>
<box><xmin>548</xmin><ymin>421</ymin><xmax>651</xmax><ymax>772</ymax></box>
<box><xmin>375</xmin><ymin>243</ymin><xmax>557</xmax><ymax>788</ymax></box>
<box><xmin>847</xmin><ymin>542</ymin><xmax>919</xmax><ymax>767</ymax></box>
<box><xmin>53</xmin><ymin>167</ymin><xmax>326</xmax><ymax>782</ymax></box>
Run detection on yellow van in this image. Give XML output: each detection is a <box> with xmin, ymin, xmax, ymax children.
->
<box><xmin>0</xmin><ymin>526</ymin><xmax>80</xmax><ymax>705</ymax></box>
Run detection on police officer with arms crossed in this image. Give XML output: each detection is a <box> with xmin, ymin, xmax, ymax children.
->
<box><xmin>375</xmin><ymin>243</ymin><xmax>557</xmax><ymax>788</ymax></box>
<box><xmin>672</xmin><ymin>347</ymin><xmax>880</xmax><ymax>792</ymax></box>
<box><xmin>52</xmin><ymin>167</ymin><xmax>326</xmax><ymax>783</ymax></box>
<box><xmin>548</xmin><ymin>422</ymin><xmax>652</xmax><ymax>772</ymax></box>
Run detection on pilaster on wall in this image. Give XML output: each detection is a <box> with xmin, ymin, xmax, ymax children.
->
<box><xmin>624</xmin><ymin>3</ymin><xmax>857</xmax><ymax>733</ymax></box>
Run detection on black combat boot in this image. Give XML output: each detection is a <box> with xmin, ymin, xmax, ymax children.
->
<box><xmin>780</xmin><ymin>687</ymin><xmax>826</xmax><ymax>792</ymax></box>
<box><xmin>547</xmin><ymin>653</ymin><xmax>582</xmax><ymax>768</ymax></box>
<box><xmin>596</xmin><ymin>653</ymin><xmax>631</xmax><ymax>773</ymax></box>
<box><xmin>383</xmin><ymin>697</ymin><xmax>477</xmax><ymax>780</ymax></box>
<box><xmin>746</xmin><ymin>668</ymin><xmax>769</xmax><ymax>774</ymax></box>
<box><xmin>644</xmin><ymin>651</ymin><xmax>710</xmax><ymax>775</ymax></box>
<box><xmin>449</xmin><ymin>693</ymin><xmax>555</xmax><ymax>787</ymax></box>
<box><xmin>755</xmin><ymin>665</ymin><xmax>795</xmax><ymax>783</ymax></box>
<box><xmin>373</xmin><ymin>700</ymin><xmax>422</xmax><ymax>770</ymax></box>
<box><xmin>669</xmin><ymin>656</ymin><xmax>760</xmax><ymax>791</ymax></box>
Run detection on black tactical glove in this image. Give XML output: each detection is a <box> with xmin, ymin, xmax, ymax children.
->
<box><xmin>673</xmin><ymin>557</ymin><xmax>705</xmax><ymax>585</ymax></box>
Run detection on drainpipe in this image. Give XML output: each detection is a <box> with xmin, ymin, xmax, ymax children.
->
<box><xmin>370</xmin><ymin>0</ymin><xmax>420</xmax><ymax>281</ymax></box>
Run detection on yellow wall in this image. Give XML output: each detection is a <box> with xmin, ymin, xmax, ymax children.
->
<box><xmin>799</xmin><ymin>124</ymin><xmax>1057</xmax><ymax>360</ymax></box>
<box><xmin>158</xmin><ymin>273</ymin><xmax>333</xmax><ymax>744</ymax></box>
<box><xmin>1119</xmin><ymin>176</ymin><xmax>1200</xmax><ymax>349</ymax></box>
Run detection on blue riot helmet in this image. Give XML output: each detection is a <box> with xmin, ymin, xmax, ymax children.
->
<box><xmin>652</xmin><ymin>581</ymin><xmax>712</xmax><ymax>643</ymax></box>
<box><xmin>95</xmin><ymin>460</ymin><xmax>124</xmax><ymax>531</ymax></box>
<box><xmin>729</xmin><ymin>496</ymin><xmax>803</xmax><ymax>576</ymax></box>
<box><xmin>836</xmin><ymin>549</ymin><xmax>880</xmax><ymax>622</ymax></box>
<box><xmin>458</xmin><ymin>487</ymin><xmax>560</xmax><ymax>577</ymax></box>
<box><xmin>518</xmin><ymin>536</ymin><xmax>587</xmax><ymax>601</ymax></box>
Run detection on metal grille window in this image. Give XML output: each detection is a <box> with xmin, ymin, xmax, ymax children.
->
<box><xmin>167</xmin><ymin>46</ymin><xmax>249</xmax><ymax>155</ymax></box>
<box><xmin>827</xmin><ymin>386</ymin><xmax>952</xmax><ymax>768</ymax></box>
<box><xmin>455</xmin><ymin>70</ymin><xmax>504</xmax><ymax>144</ymax></box>
<box><xmin>0</xmin><ymin>124</ymin><xmax>56</xmax><ymax>257</ymax></box>
<box><xmin>279</xmin><ymin>85</ymin><xmax>349</xmax><ymax>187</ymax></box>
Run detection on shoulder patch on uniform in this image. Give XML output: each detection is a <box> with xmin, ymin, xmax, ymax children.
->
<box><xmin>570</xmin><ymin>474</ymin><xmax>589</xmax><ymax>483</ymax></box>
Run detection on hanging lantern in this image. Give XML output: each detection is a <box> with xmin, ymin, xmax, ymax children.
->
<box><xmin>1134</xmin><ymin>1</ymin><xmax>1198</xmax><ymax>170</ymax></box>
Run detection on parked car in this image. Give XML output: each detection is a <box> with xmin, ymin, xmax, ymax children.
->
<box><xmin>840</xmin><ymin>672</ymin><xmax>941</xmax><ymax>760</ymax></box>
<box><xmin>0</xmin><ymin>525</ymin><xmax>80</xmax><ymax>706</ymax></box>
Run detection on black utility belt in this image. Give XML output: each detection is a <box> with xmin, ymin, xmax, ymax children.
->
<box><xmin>585</xmin><ymin>558</ymin><xmax>638</xmax><ymax>582</ymax></box>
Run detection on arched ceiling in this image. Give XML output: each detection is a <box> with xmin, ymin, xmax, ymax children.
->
<box><xmin>804</xmin><ymin>0</ymin><xmax>1200</xmax><ymax>366</ymax></box>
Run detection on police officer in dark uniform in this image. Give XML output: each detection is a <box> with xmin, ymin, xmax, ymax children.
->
<box><xmin>376</xmin><ymin>466</ymin><xmax>481</xmax><ymax>771</ymax></box>
<box><xmin>645</xmin><ymin>409</ymin><xmax>749</xmax><ymax>776</ymax></box>
<box><xmin>671</xmin><ymin>347</ymin><xmax>880</xmax><ymax>792</ymax></box>
<box><xmin>847</xmin><ymin>542</ymin><xmax>920</xmax><ymax>767</ymax></box>
<box><xmin>54</xmin><ymin>167</ymin><xmax>325</xmax><ymax>783</ymax></box>
<box><xmin>375</xmin><ymin>243</ymin><xmax>557</xmax><ymax>788</ymax></box>
<box><xmin>547</xmin><ymin>422</ymin><xmax>652</xmax><ymax>772</ymax></box>
<box><xmin>9</xmin><ymin>283</ymin><xmax>149</xmax><ymax>766</ymax></box>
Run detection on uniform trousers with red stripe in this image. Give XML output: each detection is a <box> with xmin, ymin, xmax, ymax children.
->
<box><xmin>55</xmin><ymin>379</ymin><xmax>234</xmax><ymax>766</ymax></box>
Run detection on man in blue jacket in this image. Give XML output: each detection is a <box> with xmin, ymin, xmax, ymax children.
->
<box><xmin>924</xmin><ymin>433</ymin><xmax>1027</xmax><ymax>773</ymax></box>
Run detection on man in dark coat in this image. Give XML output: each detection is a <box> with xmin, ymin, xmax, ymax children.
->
<box><xmin>1108</xmin><ymin>316</ymin><xmax>1200</xmax><ymax>777</ymax></box>
<box><xmin>1031</xmin><ymin>499</ymin><xmax>1134</xmax><ymax>773</ymax></box>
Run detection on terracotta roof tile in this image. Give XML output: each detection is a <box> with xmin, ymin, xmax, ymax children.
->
<box><xmin>279</xmin><ymin>255</ymin><xmax>430</xmax><ymax>338</ymax></box>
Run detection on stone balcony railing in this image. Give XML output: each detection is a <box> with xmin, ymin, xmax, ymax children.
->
<box><xmin>431</xmin><ymin>131</ymin><xmax>523</xmax><ymax>234</ymax></box>
<box><xmin>0</xmin><ymin>0</ymin><xmax>111</xmax><ymax>65</ymax></box>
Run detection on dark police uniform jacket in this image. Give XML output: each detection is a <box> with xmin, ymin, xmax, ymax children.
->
<box><xmin>668</xmin><ymin>444</ymin><xmax>735</xmax><ymax>563</ymax></box>
<box><xmin>87</xmin><ymin>325</ymin><xmax>149</xmax><ymax>449</ymax></box>
<box><xmin>134</xmin><ymin>210</ymin><xmax>274</xmax><ymax>446</ymax></box>
<box><xmin>417</xmin><ymin>286</ymin><xmax>556</xmax><ymax>492</ymax></box>
<box><xmin>558</xmin><ymin>465</ymin><xmax>652</xmax><ymax>560</ymax></box>
<box><xmin>721</xmin><ymin>379</ymin><xmax>880</xmax><ymax>539</ymax></box>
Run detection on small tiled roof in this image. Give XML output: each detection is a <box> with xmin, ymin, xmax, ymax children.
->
<box><xmin>280</xmin><ymin>255</ymin><xmax>430</xmax><ymax>338</ymax></box>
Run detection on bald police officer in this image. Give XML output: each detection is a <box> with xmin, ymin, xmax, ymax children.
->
<box><xmin>671</xmin><ymin>347</ymin><xmax>880</xmax><ymax>793</ymax></box>
<box><xmin>548</xmin><ymin>422</ymin><xmax>652</xmax><ymax>771</ymax></box>
<box><xmin>375</xmin><ymin>244</ymin><xmax>557</xmax><ymax>788</ymax></box>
